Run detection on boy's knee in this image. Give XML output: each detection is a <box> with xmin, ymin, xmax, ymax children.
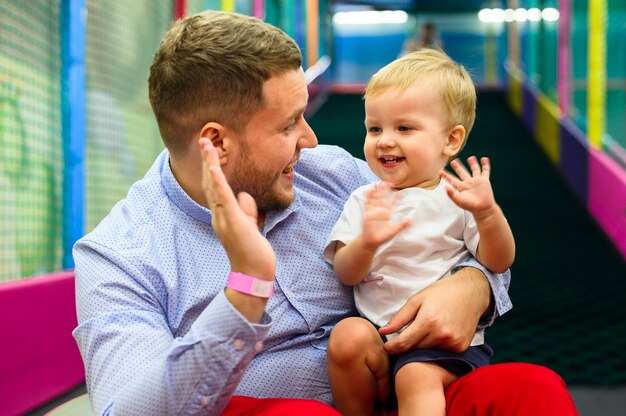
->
<box><xmin>328</xmin><ymin>317</ymin><xmax>379</xmax><ymax>361</ymax></box>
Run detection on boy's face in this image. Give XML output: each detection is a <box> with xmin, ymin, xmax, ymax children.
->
<box><xmin>364</xmin><ymin>82</ymin><xmax>455</xmax><ymax>190</ymax></box>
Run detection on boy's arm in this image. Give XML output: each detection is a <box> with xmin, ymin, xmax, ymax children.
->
<box><xmin>333</xmin><ymin>240</ymin><xmax>377</xmax><ymax>285</ymax></box>
<box><xmin>473</xmin><ymin>204</ymin><xmax>515</xmax><ymax>273</ymax></box>
<box><xmin>440</xmin><ymin>156</ymin><xmax>515</xmax><ymax>273</ymax></box>
<box><xmin>332</xmin><ymin>183</ymin><xmax>412</xmax><ymax>285</ymax></box>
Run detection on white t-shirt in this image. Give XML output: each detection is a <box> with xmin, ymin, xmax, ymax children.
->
<box><xmin>324</xmin><ymin>180</ymin><xmax>484</xmax><ymax>344</ymax></box>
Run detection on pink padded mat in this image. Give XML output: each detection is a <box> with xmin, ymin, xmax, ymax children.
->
<box><xmin>0</xmin><ymin>271</ymin><xmax>85</xmax><ymax>415</ymax></box>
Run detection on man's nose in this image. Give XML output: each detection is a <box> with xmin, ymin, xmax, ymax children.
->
<box><xmin>298</xmin><ymin>119</ymin><xmax>318</xmax><ymax>149</ymax></box>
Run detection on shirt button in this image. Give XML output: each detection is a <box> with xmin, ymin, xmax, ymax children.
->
<box><xmin>233</xmin><ymin>339</ymin><xmax>245</xmax><ymax>350</ymax></box>
<box><xmin>201</xmin><ymin>397</ymin><xmax>210</xmax><ymax>406</ymax></box>
<box><xmin>254</xmin><ymin>341</ymin><xmax>264</xmax><ymax>352</ymax></box>
<box><xmin>287</xmin><ymin>291</ymin><xmax>294</xmax><ymax>297</ymax></box>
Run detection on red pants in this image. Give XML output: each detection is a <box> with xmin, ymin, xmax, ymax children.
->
<box><xmin>444</xmin><ymin>363</ymin><xmax>578</xmax><ymax>415</ymax></box>
<box><xmin>222</xmin><ymin>363</ymin><xmax>578</xmax><ymax>415</ymax></box>
<box><xmin>222</xmin><ymin>396</ymin><xmax>341</xmax><ymax>415</ymax></box>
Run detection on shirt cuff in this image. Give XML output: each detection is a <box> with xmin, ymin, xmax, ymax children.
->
<box><xmin>182</xmin><ymin>289</ymin><xmax>272</xmax><ymax>351</ymax></box>
<box><xmin>178</xmin><ymin>290</ymin><xmax>273</xmax><ymax>413</ymax></box>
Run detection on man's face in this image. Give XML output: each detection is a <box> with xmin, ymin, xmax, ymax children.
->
<box><xmin>227</xmin><ymin>68</ymin><xmax>318</xmax><ymax>211</ymax></box>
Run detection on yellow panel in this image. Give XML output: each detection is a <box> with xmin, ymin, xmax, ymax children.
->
<box><xmin>535</xmin><ymin>94</ymin><xmax>560</xmax><ymax>164</ymax></box>
<box><xmin>506</xmin><ymin>65</ymin><xmax>523</xmax><ymax>116</ymax></box>
<box><xmin>221</xmin><ymin>0</ymin><xmax>235</xmax><ymax>12</ymax></box>
<box><xmin>587</xmin><ymin>0</ymin><xmax>607</xmax><ymax>149</ymax></box>
<box><xmin>507</xmin><ymin>74</ymin><xmax>522</xmax><ymax>116</ymax></box>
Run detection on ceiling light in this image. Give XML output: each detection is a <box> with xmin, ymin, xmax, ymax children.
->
<box><xmin>542</xmin><ymin>8</ymin><xmax>560</xmax><ymax>21</ymax></box>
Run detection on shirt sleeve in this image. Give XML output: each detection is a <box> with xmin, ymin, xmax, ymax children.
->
<box><xmin>72</xmin><ymin>241</ymin><xmax>271</xmax><ymax>416</ymax></box>
<box><xmin>322</xmin><ymin>187</ymin><xmax>367</xmax><ymax>264</ymax></box>
<box><xmin>354</xmin><ymin>156</ymin><xmax>378</xmax><ymax>183</ymax></box>
<box><xmin>452</xmin><ymin>254</ymin><xmax>513</xmax><ymax>329</ymax></box>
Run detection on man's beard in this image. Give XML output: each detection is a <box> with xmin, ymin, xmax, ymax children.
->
<box><xmin>228</xmin><ymin>140</ymin><xmax>295</xmax><ymax>211</ymax></box>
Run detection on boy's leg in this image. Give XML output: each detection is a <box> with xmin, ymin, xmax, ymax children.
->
<box><xmin>394</xmin><ymin>361</ymin><xmax>457</xmax><ymax>416</ymax></box>
<box><xmin>445</xmin><ymin>363</ymin><xmax>579</xmax><ymax>415</ymax></box>
<box><xmin>327</xmin><ymin>317</ymin><xmax>390</xmax><ymax>416</ymax></box>
<box><xmin>222</xmin><ymin>396</ymin><xmax>341</xmax><ymax>415</ymax></box>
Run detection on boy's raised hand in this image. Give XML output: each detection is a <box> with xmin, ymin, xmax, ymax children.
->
<box><xmin>439</xmin><ymin>156</ymin><xmax>496</xmax><ymax>216</ymax></box>
<box><xmin>362</xmin><ymin>182</ymin><xmax>412</xmax><ymax>249</ymax></box>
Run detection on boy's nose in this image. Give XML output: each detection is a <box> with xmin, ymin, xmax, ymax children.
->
<box><xmin>377</xmin><ymin>133</ymin><xmax>395</xmax><ymax>148</ymax></box>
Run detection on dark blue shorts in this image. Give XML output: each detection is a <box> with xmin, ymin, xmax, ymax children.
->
<box><xmin>373</xmin><ymin>320</ymin><xmax>493</xmax><ymax>377</ymax></box>
<box><xmin>373</xmin><ymin>322</ymin><xmax>493</xmax><ymax>410</ymax></box>
<box><xmin>391</xmin><ymin>343</ymin><xmax>493</xmax><ymax>378</ymax></box>
<box><xmin>383</xmin><ymin>338</ymin><xmax>493</xmax><ymax>410</ymax></box>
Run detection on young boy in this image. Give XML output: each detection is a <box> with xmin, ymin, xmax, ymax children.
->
<box><xmin>323</xmin><ymin>49</ymin><xmax>515</xmax><ymax>416</ymax></box>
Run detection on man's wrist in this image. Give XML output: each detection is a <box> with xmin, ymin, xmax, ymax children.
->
<box><xmin>227</xmin><ymin>272</ymin><xmax>274</xmax><ymax>298</ymax></box>
<box><xmin>453</xmin><ymin>266</ymin><xmax>492</xmax><ymax>316</ymax></box>
<box><xmin>453</xmin><ymin>255</ymin><xmax>512</xmax><ymax>326</ymax></box>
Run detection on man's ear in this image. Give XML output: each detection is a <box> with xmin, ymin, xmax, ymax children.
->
<box><xmin>444</xmin><ymin>125</ymin><xmax>466</xmax><ymax>157</ymax></box>
<box><xmin>200</xmin><ymin>122</ymin><xmax>229</xmax><ymax>165</ymax></box>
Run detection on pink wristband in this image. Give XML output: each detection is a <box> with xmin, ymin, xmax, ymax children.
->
<box><xmin>226</xmin><ymin>272</ymin><xmax>274</xmax><ymax>298</ymax></box>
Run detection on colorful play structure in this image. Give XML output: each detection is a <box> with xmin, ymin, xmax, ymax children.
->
<box><xmin>505</xmin><ymin>0</ymin><xmax>625</xmax><ymax>259</ymax></box>
<box><xmin>0</xmin><ymin>1</ymin><xmax>624</xmax><ymax>414</ymax></box>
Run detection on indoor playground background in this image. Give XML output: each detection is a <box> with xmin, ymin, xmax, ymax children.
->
<box><xmin>0</xmin><ymin>1</ymin><xmax>625</xmax><ymax>415</ymax></box>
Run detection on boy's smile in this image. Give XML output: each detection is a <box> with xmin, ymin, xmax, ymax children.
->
<box><xmin>364</xmin><ymin>81</ymin><xmax>453</xmax><ymax>190</ymax></box>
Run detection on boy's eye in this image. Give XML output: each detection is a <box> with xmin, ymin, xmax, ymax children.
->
<box><xmin>367</xmin><ymin>127</ymin><xmax>381</xmax><ymax>133</ymax></box>
<box><xmin>398</xmin><ymin>125</ymin><xmax>412</xmax><ymax>132</ymax></box>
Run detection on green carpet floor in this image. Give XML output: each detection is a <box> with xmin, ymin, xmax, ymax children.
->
<box><xmin>308</xmin><ymin>91</ymin><xmax>626</xmax><ymax>386</ymax></box>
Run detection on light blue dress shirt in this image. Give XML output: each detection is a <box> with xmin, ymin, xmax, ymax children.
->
<box><xmin>73</xmin><ymin>145</ymin><xmax>512</xmax><ymax>415</ymax></box>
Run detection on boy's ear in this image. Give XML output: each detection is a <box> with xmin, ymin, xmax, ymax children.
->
<box><xmin>200</xmin><ymin>122</ymin><xmax>229</xmax><ymax>165</ymax></box>
<box><xmin>444</xmin><ymin>125</ymin><xmax>466</xmax><ymax>157</ymax></box>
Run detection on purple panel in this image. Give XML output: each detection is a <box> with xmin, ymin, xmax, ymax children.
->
<box><xmin>588</xmin><ymin>149</ymin><xmax>626</xmax><ymax>259</ymax></box>
<box><xmin>559</xmin><ymin>118</ymin><xmax>588</xmax><ymax>201</ymax></box>
<box><xmin>522</xmin><ymin>83</ymin><xmax>536</xmax><ymax>132</ymax></box>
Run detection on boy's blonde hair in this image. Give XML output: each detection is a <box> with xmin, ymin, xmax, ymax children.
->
<box><xmin>365</xmin><ymin>49</ymin><xmax>476</xmax><ymax>146</ymax></box>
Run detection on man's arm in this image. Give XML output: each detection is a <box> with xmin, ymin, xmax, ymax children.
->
<box><xmin>200</xmin><ymin>138</ymin><xmax>276</xmax><ymax>323</ymax></box>
<box><xmin>74</xmin><ymin>139</ymin><xmax>278</xmax><ymax>416</ymax></box>
<box><xmin>379</xmin><ymin>260</ymin><xmax>511</xmax><ymax>354</ymax></box>
<box><xmin>456</xmin><ymin>255</ymin><xmax>512</xmax><ymax>327</ymax></box>
<box><xmin>73</xmin><ymin>244</ymin><xmax>271</xmax><ymax>416</ymax></box>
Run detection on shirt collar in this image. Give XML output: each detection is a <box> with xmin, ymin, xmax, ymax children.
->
<box><xmin>262</xmin><ymin>189</ymin><xmax>301</xmax><ymax>233</ymax></box>
<box><xmin>160</xmin><ymin>152</ymin><xmax>213</xmax><ymax>224</ymax></box>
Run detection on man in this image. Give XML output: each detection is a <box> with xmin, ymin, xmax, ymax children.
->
<box><xmin>73</xmin><ymin>10</ymin><xmax>578</xmax><ymax>415</ymax></box>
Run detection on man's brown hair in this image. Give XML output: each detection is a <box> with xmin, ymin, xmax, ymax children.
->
<box><xmin>148</xmin><ymin>11</ymin><xmax>302</xmax><ymax>155</ymax></box>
